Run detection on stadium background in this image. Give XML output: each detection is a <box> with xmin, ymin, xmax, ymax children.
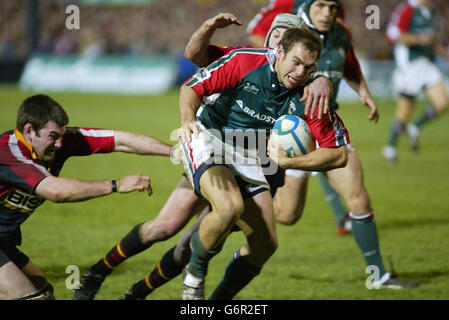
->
<box><xmin>1</xmin><ymin>0</ymin><xmax>448</xmax><ymax>300</ymax></box>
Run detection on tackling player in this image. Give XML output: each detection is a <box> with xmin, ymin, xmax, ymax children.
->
<box><xmin>0</xmin><ymin>94</ymin><xmax>171</xmax><ymax>299</ymax></box>
<box><xmin>383</xmin><ymin>0</ymin><xmax>448</xmax><ymax>161</ymax></box>
<box><xmin>247</xmin><ymin>0</ymin><xmax>419</xmax><ymax>289</ymax></box>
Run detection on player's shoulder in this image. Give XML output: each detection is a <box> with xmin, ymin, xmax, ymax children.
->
<box><xmin>214</xmin><ymin>47</ymin><xmax>271</xmax><ymax>70</ymax></box>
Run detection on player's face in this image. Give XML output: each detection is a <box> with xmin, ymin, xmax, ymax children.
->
<box><xmin>268</xmin><ymin>28</ymin><xmax>287</xmax><ymax>48</ymax></box>
<box><xmin>275</xmin><ymin>43</ymin><xmax>318</xmax><ymax>89</ymax></box>
<box><xmin>309</xmin><ymin>0</ymin><xmax>339</xmax><ymax>32</ymax></box>
<box><xmin>31</xmin><ymin>121</ymin><xmax>65</xmax><ymax>162</ymax></box>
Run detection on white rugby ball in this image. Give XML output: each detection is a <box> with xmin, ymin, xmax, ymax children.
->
<box><xmin>271</xmin><ymin>115</ymin><xmax>315</xmax><ymax>157</ymax></box>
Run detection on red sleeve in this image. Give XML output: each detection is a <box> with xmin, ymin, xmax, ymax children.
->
<box><xmin>343</xmin><ymin>45</ymin><xmax>362</xmax><ymax>83</ymax></box>
<box><xmin>184</xmin><ymin>50</ymin><xmax>268</xmax><ymax>99</ymax></box>
<box><xmin>0</xmin><ymin>141</ymin><xmax>50</xmax><ymax>194</ymax></box>
<box><xmin>59</xmin><ymin>127</ymin><xmax>115</xmax><ymax>157</ymax></box>
<box><xmin>304</xmin><ymin>110</ymin><xmax>350</xmax><ymax>148</ymax></box>
<box><xmin>386</xmin><ymin>3</ymin><xmax>414</xmax><ymax>43</ymax></box>
<box><xmin>397</xmin><ymin>4</ymin><xmax>414</xmax><ymax>33</ymax></box>
<box><xmin>247</xmin><ymin>0</ymin><xmax>294</xmax><ymax>37</ymax></box>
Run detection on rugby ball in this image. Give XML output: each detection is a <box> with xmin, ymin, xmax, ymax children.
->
<box><xmin>271</xmin><ymin>115</ymin><xmax>315</xmax><ymax>157</ymax></box>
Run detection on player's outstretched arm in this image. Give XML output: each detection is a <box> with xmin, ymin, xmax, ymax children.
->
<box><xmin>346</xmin><ymin>76</ymin><xmax>379</xmax><ymax>123</ymax></box>
<box><xmin>35</xmin><ymin>173</ymin><xmax>152</xmax><ymax>203</ymax></box>
<box><xmin>268</xmin><ymin>139</ymin><xmax>348</xmax><ymax>171</ymax></box>
<box><xmin>114</xmin><ymin>131</ymin><xmax>172</xmax><ymax>156</ymax></box>
<box><xmin>185</xmin><ymin>13</ymin><xmax>242</xmax><ymax>67</ymax></box>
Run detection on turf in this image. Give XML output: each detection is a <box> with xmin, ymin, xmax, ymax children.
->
<box><xmin>1</xmin><ymin>85</ymin><xmax>448</xmax><ymax>300</ymax></box>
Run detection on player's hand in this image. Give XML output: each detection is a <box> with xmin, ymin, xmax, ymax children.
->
<box><xmin>178</xmin><ymin>121</ymin><xmax>200</xmax><ymax>143</ymax></box>
<box><xmin>169</xmin><ymin>144</ymin><xmax>183</xmax><ymax>164</ymax></box>
<box><xmin>360</xmin><ymin>93</ymin><xmax>379</xmax><ymax>123</ymax></box>
<box><xmin>267</xmin><ymin>136</ymin><xmax>291</xmax><ymax>168</ymax></box>
<box><xmin>301</xmin><ymin>76</ymin><xmax>332</xmax><ymax>120</ymax></box>
<box><xmin>206</xmin><ymin>13</ymin><xmax>242</xmax><ymax>30</ymax></box>
<box><xmin>117</xmin><ymin>173</ymin><xmax>152</xmax><ymax>196</ymax></box>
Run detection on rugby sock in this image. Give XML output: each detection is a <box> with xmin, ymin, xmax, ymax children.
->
<box><xmin>90</xmin><ymin>223</ymin><xmax>150</xmax><ymax>277</ymax></box>
<box><xmin>317</xmin><ymin>172</ymin><xmax>347</xmax><ymax>224</ymax></box>
<box><xmin>129</xmin><ymin>245</ymin><xmax>184</xmax><ymax>299</ymax></box>
<box><xmin>350</xmin><ymin>212</ymin><xmax>387</xmax><ymax>277</ymax></box>
<box><xmin>387</xmin><ymin>119</ymin><xmax>405</xmax><ymax>147</ymax></box>
<box><xmin>209</xmin><ymin>250</ymin><xmax>261</xmax><ymax>300</ymax></box>
<box><xmin>187</xmin><ymin>231</ymin><xmax>223</xmax><ymax>278</ymax></box>
<box><xmin>415</xmin><ymin>104</ymin><xmax>438</xmax><ymax>128</ymax></box>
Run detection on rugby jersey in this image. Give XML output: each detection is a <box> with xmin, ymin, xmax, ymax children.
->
<box><xmin>184</xmin><ymin>47</ymin><xmax>350</xmax><ymax>149</ymax></box>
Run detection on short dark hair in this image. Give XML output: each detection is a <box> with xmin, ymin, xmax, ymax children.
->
<box><xmin>16</xmin><ymin>94</ymin><xmax>69</xmax><ymax>133</ymax></box>
<box><xmin>279</xmin><ymin>28</ymin><xmax>322</xmax><ymax>59</ymax></box>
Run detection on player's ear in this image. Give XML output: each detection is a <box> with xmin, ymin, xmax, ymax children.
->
<box><xmin>22</xmin><ymin>123</ymin><xmax>34</xmax><ymax>138</ymax></box>
<box><xmin>276</xmin><ymin>44</ymin><xmax>284</xmax><ymax>59</ymax></box>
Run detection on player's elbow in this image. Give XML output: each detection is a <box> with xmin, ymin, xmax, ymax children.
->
<box><xmin>46</xmin><ymin>189</ymin><xmax>69</xmax><ymax>203</ymax></box>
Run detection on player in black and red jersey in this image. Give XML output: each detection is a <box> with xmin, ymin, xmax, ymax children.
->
<box><xmin>0</xmin><ymin>94</ymin><xmax>172</xmax><ymax>299</ymax></box>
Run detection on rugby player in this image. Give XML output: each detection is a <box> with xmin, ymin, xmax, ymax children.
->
<box><xmin>0</xmin><ymin>94</ymin><xmax>171</xmax><ymax>299</ymax></box>
<box><xmin>383</xmin><ymin>0</ymin><xmax>448</xmax><ymax>161</ymax></box>
<box><xmin>247</xmin><ymin>0</ymin><xmax>418</xmax><ymax>290</ymax></box>
<box><xmin>178</xmin><ymin>27</ymin><xmax>350</xmax><ymax>300</ymax></box>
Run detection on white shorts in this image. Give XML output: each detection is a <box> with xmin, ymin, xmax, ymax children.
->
<box><xmin>180</xmin><ymin>123</ymin><xmax>269</xmax><ymax>198</ymax></box>
<box><xmin>285</xmin><ymin>143</ymin><xmax>355</xmax><ymax>178</ymax></box>
<box><xmin>393</xmin><ymin>57</ymin><xmax>443</xmax><ymax>97</ymax></box>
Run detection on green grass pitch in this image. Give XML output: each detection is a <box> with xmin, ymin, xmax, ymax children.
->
<box><xmin>1</xmin><ymin>85</ymin><xmax>448</xmax><ymax>300</ymax></box>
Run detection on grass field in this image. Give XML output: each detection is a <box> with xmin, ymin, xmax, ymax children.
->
<box><xmin>1</xmin><ymin>85</ymin><xmax>448</xmax><ymax>300</ymax></box>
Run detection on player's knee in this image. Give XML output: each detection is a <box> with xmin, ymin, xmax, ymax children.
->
<box><xmin>215</xmin><ymin>198</ymin><xmax>244</xmax><ymax>225</ymax></box>
<box><xmin>16</xmin><ymin>282</ymin><xmax>54</xmax><ymax>300</ymax></box>
<box><xmin>140</xmin><ymin>220</ymin><xmax>180</xmax><ymax>243</ymax></box>
<box><xmin>275</xmin><ymin>206</ymin><xmax>301</xmax><ymax>226</ymax></box>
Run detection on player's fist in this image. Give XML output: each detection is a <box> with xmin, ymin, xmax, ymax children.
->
<box><xmin>117</xmin><ymin>173</ymin><xmax>152</xmax><ymax>196</ymax></box>
<box><xmin>267</xmin><ymin>136</ymin><xmax>291</xmax><ymax>168</ymax></box>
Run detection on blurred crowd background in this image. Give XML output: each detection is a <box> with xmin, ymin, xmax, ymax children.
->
<box><xmin>1</xmin><ymin>0</ymin><xmax>448</xmax><ymax>61</ymax></box>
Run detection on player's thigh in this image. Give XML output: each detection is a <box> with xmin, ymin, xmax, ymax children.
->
<box><xmin>426</xmin><ymin>81</ymin><xmax>449</xmax><ymax>113</ymax></box>
<box><xmin>395</xmin><ymin>96</ymin><xmax>416</xmax><ymax>122</ymax></box>
<box><xmin>0</xmin><ymin>260</ymin><xmax>37</xmax><ymax>299</ymax></box>
<box><xmin>199</xmin><ymin>165</ymin><xmax>244</xmax><ymax>215</ymax></box>
<box><xmin>144</xmin><ymin>177</ymin><xmax>208</xmax><ymax>230</ymax></box>
<box><xmin>274</xmin><ymin>175</ymin><xmax>309</xmax><ymax>221</ymax></box>
<box><xmin>237</xmin><ymin>190</ymin><xmax>277</xmax><ymax>266</ymax></box>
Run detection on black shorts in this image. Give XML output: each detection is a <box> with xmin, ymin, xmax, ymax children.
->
<box><xmin>0</xmin><ymin>229</ymin><xmax>30</xmax><ymax>269</ymax></box>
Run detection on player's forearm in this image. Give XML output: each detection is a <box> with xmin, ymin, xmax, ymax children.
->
<box><xmin>398</xmin><ymin>33</ymin><xmax>434</xmax><ymax>46</ymax></box>
<box><xmin>180</xmin><ymin>85</ymin><xmax>201</xmax><ymax>125</ymax></box>
<box><xmin>35</xmin><ymin>176</ymin><xmax>114</xmax><ymax>203</ymax></box>
<box><xmin>281</xmin><ymin>146</ymin><xmax>348</xmax><ymax>171</ymax></box>
<box><xmin>114</xmin><ymin>131</ymin><xmax>172</xmax><ymax>156</ymax></box>
<box><xmin>185</xmin><ymin>20</ymin><xmax>217</xmax><ymax>67</ymax></box>
<box><xmin>346</xmin><ymin>76</ymin><xmax>370</xmax><ymax>100</ymax></box>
